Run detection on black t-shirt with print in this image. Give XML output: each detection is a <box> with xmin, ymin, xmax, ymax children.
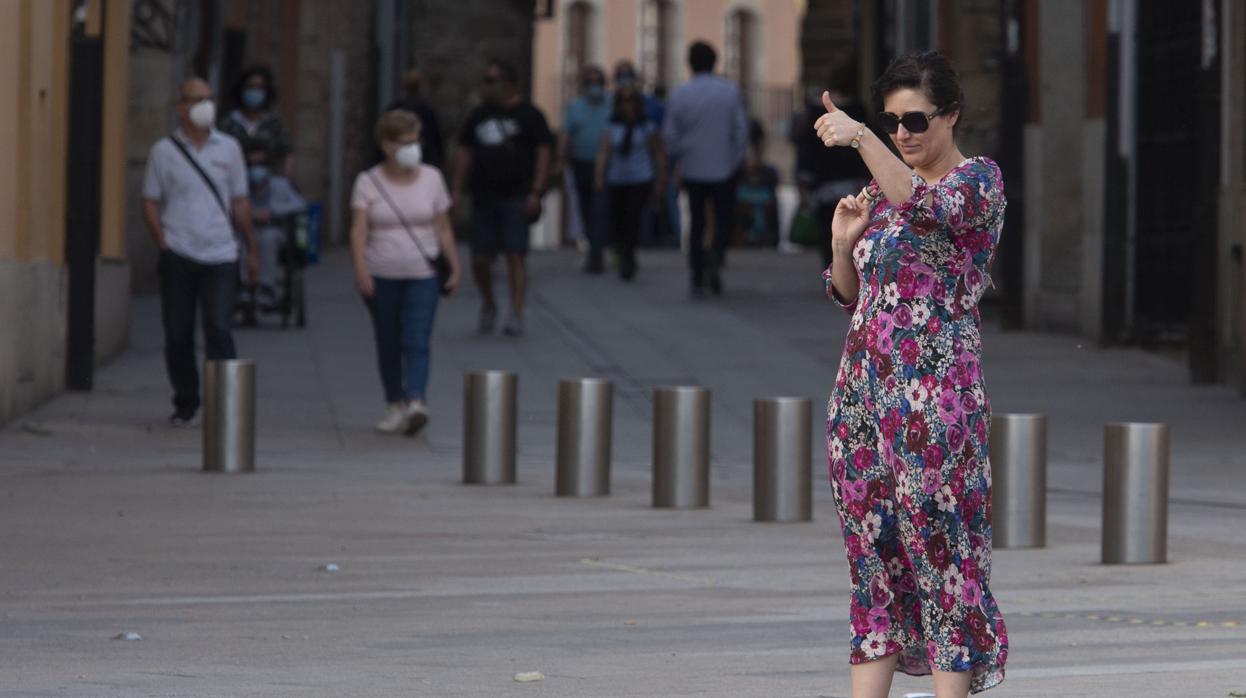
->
<box><xmin>458</xmin><ymin>101</ymin><xmax>553</xmax><ymax>198</ymax></box>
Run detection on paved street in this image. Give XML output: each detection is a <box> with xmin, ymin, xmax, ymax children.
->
<box><xmin>1</xmin><ymin>247</ymin><xmax>1244</xmax><ymax>697</ymax></box>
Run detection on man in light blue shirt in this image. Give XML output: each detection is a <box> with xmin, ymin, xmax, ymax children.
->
<box><xmin>663</xmin><ymin>41</ymin><xmax>749</xmax><ymax>297</ymax></box>
<box><xmin>559</xmin><ymin>65</ymin><xmax>611</xmax><ymax>273</ymax></box>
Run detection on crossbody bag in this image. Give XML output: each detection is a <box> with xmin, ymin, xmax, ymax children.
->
<box><xmin>366</xmin><ymin>170</ymin><xmax>452</xmax><ymax>296</ymax></box>
<box><xmin>169</xmin><ymin>135</ymin><xmax>233</xmax><ymax>224</ymax></box>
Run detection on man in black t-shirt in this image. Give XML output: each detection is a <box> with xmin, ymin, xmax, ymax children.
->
<box><xmin>451</xmin><ymin>59</ymin><xmax>553</xmax><ymax>338</ymax></box>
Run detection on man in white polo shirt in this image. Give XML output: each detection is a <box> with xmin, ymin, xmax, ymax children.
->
<box><xmin>142</xmin><ymin>78</ymin><xmax>258</xmax><ymax>426</ymax></box>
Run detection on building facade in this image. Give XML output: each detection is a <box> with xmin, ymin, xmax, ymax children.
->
<box><xmin>532</xmin><ymin>0</ymin><xmax>802</xmax><ymax>171</ymax></box>
<box><xmin>802</xmin><ymin>0</ymin><xmax>1246</xmax><ymax>395</ymax></box>
<box><xmin>0</xmin><ymin>0</ymin><xmax>132</xmax><ymax>424</ymax></box>
<box><xmin>125</xmin><ymin>0</ymin><xmax>380</xmax><ymax>293</ymax></box>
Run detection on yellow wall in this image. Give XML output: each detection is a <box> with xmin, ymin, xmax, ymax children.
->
<box><xmin>0</xmin><ymin>1</ymin><xmax>20</xmax><ymax>259</ymax></box>
<box><xmin>0</xmin><ymin>0</ymin><xmax>127</xmax><ymax>263</ymax></box>
<box><xmin>0</xmin><ymin>0</ymin><xmax>70</xmax><ymax>265</ymax></box>
<box><xmin>22</xmin><ymin>0</ymin><xmax>70</xmax><ymax>264</ymax></box>
<box><xmin>101</xmin><ymin>0</ymin><xmax>131</xmax><ymax>260</ymax></box>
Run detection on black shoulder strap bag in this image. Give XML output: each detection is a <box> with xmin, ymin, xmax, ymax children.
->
<box><xmin>366</xmin><ymin>170</ymin><xmax>452</xmax><ymax>296</ymax></box>
<box><xmin>169</xmin><ymin>134</ymin><xmax>233</xmax><ymax>224</ymax></box>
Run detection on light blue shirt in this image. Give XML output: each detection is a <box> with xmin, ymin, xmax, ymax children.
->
<box><xmin>662</xmin><ymin>74</ymin><xmax>749</xmax><ymax>182</ymax></box>
<box><xmin>604</xmin><ymin>122</ymin><xmax>656</xmax><ymax>185</ymax></box>
<box><xmin>563</xmin><ymin>96</ymin><xmax>612</xmax><ymax>162</ymax></box>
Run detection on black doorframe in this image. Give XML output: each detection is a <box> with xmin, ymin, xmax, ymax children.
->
<box><xmin>1188</xmin><ymin>0</ymin><xmax>1221</xmax><ymax>383</ymax></box>
<box><xmin>1129</xmin><ymin>0</ymin><xmax>1220</xmax><ymax>381</ymax></box>
<box><xmin>65</xmin><ymin>0</ymin><xmax>106</xmax><ymax>391</ymax></box>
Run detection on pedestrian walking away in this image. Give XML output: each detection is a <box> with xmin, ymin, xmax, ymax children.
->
<box><xmin>594</xmin><ymin>89</ymin><xmax>666</xmax><ymax>281</ymax></box>
<box><xmin>818</xmin><ymin>51</ymin><xmax>1008</xmax><ymax>697</ymax></box>
<box><xmin>141</xmin><ymin>78</ymin><xmax>258</xmax><ymax>426</ymax></box>
<box><xmin>351</xmin><ymin>110</ymin><xmax>463</xmax><ymax>436</ymax></box>
<box><xmin>662</xmin><ymin>41</ymin><xmax>749</xmax><ymax>297</ymax></box>
<box><xmin>558</xmin><ymin>64</ymin><xmax>612</xmax><ymax>273</ymax></box>
<box><xmin>452</xmin><ymin>59</ymin><xmax>553</xmax><ymax>338</ymax></box>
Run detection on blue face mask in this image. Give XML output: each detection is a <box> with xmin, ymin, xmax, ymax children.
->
<box><xmin>242</xmin><ymin>88</ymin><xmax>267</xmax><ymax>109</ymax></box>
<box><xmin>585</xmin><ymin>84</ymin><xmax>605</xmax><ymax>100</ymax></box>
<box><xmin>248</xmin><ymin>166</ymin><xmax>269</xmax><ymax>186</ymax></box>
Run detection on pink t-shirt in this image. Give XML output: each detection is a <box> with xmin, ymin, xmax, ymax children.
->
<box><xmin>350</xmin><ymin>164</ymin><xmax>451</xmax><ymax>279</ymax></box>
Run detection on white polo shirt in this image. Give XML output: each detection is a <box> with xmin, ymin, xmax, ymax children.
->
<box><xmin>142</xmin><ymin>129</ymin><xmax>248</xmax><ymax>264</ymax></box>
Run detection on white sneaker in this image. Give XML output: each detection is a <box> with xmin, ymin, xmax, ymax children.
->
<box><xmin>404</xmin><ymin>400</ymin><xmax>429</xmax><ymax>436</ymax></box>
<box><xmin>375</xmin><ymin>403</ymin><xmax>409</xmax><ymax>434</ymax></box>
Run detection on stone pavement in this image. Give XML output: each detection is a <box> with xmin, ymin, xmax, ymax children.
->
<box><xmin>1</xmin><ymin>247</ymin><xmax>1244</xmax><ymax>697</ymax></box>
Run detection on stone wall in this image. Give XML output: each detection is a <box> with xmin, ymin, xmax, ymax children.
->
<box><xmin>292</xmin><ymin>0</ymin><xmax>377</xmax><ymax>218</ymax></box>
<box><xmin>125</xmin><ymin>28</ymin><xmax>178</xmax><ymax>295</ymax></box>
<box><xmin>799</xmin><ymin>0</ymin><xmax>857</xmax><ymax>95</ymax></box>
<box><xmin>939</xmin><ymin>0</ymin><xmax>1003</xmax><ymax>159</ymax></box>
<box><xmin>0</xmin><ymin>261</ymin><xmax>68</xmax><ymax>425</ymax></box>
<box><xmin>405</xmin><ymin>0</ymin><xmax>537</xmax><ymax>163</ymax></box>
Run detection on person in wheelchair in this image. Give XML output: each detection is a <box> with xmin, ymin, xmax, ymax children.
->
<box><xmin>240</xmin><ymin>142</ymin><xmax>305</xmax><ymax>314</ymax></box>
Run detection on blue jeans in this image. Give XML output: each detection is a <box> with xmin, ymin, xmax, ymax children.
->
<box><xmin>158</xmin><ymin>250</ymin><xmax>238</xmax><ymax>415</ymax></box>
<box><xmin>364</xmin><ymin>277</ymin><xmax>440</xmax><ymax>403</ymax></box>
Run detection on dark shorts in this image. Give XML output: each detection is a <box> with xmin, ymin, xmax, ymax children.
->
<box><xmin>471</xmin><ymin>196</ymin><xmax>530</xmax><ymax>257</ymax></box>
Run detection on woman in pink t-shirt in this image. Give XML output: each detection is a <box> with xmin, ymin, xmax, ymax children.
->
<box><xmin>350</xmin><ymin>110</ymin><xmax>462</xmax><ymax>435</ymax></box>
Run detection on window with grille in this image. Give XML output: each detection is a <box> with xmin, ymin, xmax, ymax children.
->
<box><xmin>639</xmin><ymin>0</ymin><xmax>672</xmax><ymax>91</ymax></box>
<box><xmin>563</xmin><ymin>1</ymin><xmax>592</xmax><ymax>106</ymax></box>
<box><xmin>725</xmin><ymin>9</ymin><xmax>757</xmax><ymax>95</ymax></box>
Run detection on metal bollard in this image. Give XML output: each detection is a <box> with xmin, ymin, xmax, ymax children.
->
<box><xmin>203</xmin><ymin>359</ymin><xmax>256</xmax><ymax>473</ymax></box>
<box><xmin>753</xmin><ymin>397</ymin><xmax>813</xmax><ymax>522</ymax></box>
<box><xmin>989</xmin><ymin>413</ymin><xmax>1047</xmax><ymax>548</ymax></box>
<box><xmin>652</xmin><ymin>386</ymin><xmax>710</xmax><ymax>508</ymax></box>
<box><xmin>463</xmin><ymin>371</ymin><xmax>518</xmax><ymax>485</ymax></box>
<box><xmin>1102</xmin><ymin>422</ymin><xmax>1170</xmax><ymax>564</ymax></box>
<box><xmin>556</xmin><ymin>378</ymin><xmax>613</xmax><ymax>496</ymax></box>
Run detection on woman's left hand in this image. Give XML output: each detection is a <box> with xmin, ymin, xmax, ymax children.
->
<box><xmin>814</xmin><ymin>92</ymin><xmax>863</xmax><ymax>148</ymax></box>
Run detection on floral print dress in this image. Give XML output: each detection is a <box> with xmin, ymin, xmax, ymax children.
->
<box><xmin>823</xmin><ymin>157</ymin><xmax>1008</xmax><ymax>693</ymax></box>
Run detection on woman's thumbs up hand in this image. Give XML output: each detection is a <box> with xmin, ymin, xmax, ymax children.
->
<box><xmin>814</xmin><ymin>90</ymin><xmax>862</xmax><ymax>148</ymax></box>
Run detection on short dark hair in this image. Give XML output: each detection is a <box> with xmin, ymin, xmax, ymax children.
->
<box><xmin>688</xmin><ymin>41</ymin><xmax>716</xmax><ymax>73</ymax></box>
<box><xmin>872</xmin><ymin>51</ymin><xmax>963</xmax><ymax>121</ymax></box>
<box><xmin>232</xmin><ymin>65</ymin><xmax>278</xmax><ymax>109</ymax></box>
<box><xmin>488</xmin><ymin>58</ymin><xmax>519</xmax><ymax>86</ymax></box>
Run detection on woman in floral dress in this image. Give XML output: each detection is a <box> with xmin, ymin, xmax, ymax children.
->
<box><xmin>814</xmin><ymin>52</ymin><xmax>1008</xmax><ymax>697</ymax></box>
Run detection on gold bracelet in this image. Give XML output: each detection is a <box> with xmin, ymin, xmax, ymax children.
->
<box><xmin>850</xmin><ymin>125</ymin><xmax>866</xmax><ymax>150</ymax></box>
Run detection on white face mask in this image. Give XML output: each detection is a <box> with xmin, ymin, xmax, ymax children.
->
<box><xmin>188</xmin><ymin>99</ymin><xmax>216</xmax><ymax>129</ymax></box>
<box><xmin>395</xmin><ymin>143</ymin><xmax>423</xmax><ymax>170</ymax></box>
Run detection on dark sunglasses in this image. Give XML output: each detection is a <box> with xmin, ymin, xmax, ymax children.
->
<box><xmin>877</xmin><ymin>105</ymin><xmax>953</xmax><ymax>134</ymax></box>
<box><xmin>482</xmin><ymin>75</ymin><xmax>500</xmax><ymax>85</ymax></box>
